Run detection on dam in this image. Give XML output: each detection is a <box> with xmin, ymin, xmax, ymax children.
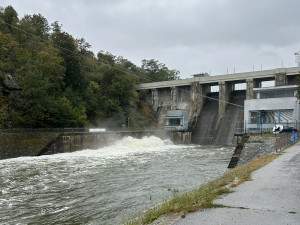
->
<box><xmin>136</xmin><ymin>67</ymin><xmax>300</xmax><ymax>145</ymax></box>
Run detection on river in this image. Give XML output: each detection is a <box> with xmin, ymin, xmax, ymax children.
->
<box><xmin>0</xmin><ymin>136</ymin><xmax>234</xmax><ymax>225</ymax></box>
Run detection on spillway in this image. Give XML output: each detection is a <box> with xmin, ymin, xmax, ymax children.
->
<box><xmin>192</xmin><ymin>91</ymin><xmax>245</xmax><ymax>145</ymax></box>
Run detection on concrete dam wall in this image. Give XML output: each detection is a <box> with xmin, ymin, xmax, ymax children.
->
<box><xmin>136</xmin><ymin>67</ymin><xmax>300</xmax><ymax>145</ymax></box>
<box><xmin>191</xmin><ymin>91</ymin><xmax>245</xmax><ymax>145</ymax></box>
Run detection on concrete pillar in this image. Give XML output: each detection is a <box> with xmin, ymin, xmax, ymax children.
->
<box><xmin>246</xmin><ymin>78</ymin><xmax>254</xmax><ymax>100</ymax></box>
<box><xmin>246</xmin><ymin>78</ymin><xmax>262</xmax><ymax>99</ymax></box>
<box><xmin>189</xmin><ymin>82</ymin><xmax>200</xmax><ymax>117</ymax></box>
<box><xmin>187</xmin><ymin>82</ymin><xmax>210</xmax><ymax>131</ymax></box>
<box><xmin>219</xmin><ymin>81</ymin><xmax>231</xmax><ymax>117</ymax></box>
<box><xmin>170</xmin><ymin>86</ymin><xmax>177</xmax><ymax>110</ymax></box>
<box><xmin>275</xmin><ymin>72</ymin><xmax>287</xmax><ymax>86</ymax></box>
<box><xmin>151</xmin><ymin>89</ymin><xmax>159</xmax><ymax>109</ymax></box>
<box><xmin>198</xmin><ymin>83</ymin><xmax>210</xmax><ymax>113</ymax></box>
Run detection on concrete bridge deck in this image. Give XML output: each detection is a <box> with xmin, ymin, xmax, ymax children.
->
<box><xmin>136</xmin><ymin>67</ymin><xmax>300</xmax><ymax>89</ymax></box>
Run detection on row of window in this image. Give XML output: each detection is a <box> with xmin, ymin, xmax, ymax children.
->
<box><xmin>250</xmin><ymin>110</ymin><xmax>293</xmax><ymax>124</ymax></box>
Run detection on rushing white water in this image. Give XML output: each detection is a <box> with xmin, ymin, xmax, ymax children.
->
<box><xmin>0</xmin><ymin>136</ymin><xmax>234</xmax><ymax>225</ymax></box>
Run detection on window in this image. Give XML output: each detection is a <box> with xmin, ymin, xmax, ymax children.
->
<box><xmin>164</xmin><ymin>118</ymin><xmax>183</xmax><ymax>126</ymax></box>
<box><xmin>263</xmin><ymin>111</ymin><xmax>275</xmax><ymax>123</ymax></box>
<box><xmin>250</xmin><ymin>111</ymin><xmax>258</xmax><ymax>123</ymax></box>
<box><xmin>277</xmin><ymin>110</ymin><xmax>293</xmax><ymax>123</ymax></box>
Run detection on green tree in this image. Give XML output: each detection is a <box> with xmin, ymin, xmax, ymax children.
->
<box><xmin>15</xmin><ymin>14</ymin><xmax>50</xmax><ymax>50</ymax></box>
<box><xmin>0</xmin><ymin>32</ymin><xmax>22</xmax><ymax>75</ymax></box>
<box><xmin>97</xmin><ymin>51</ymin><xmax>116</xmax><ymax>65</ymax></box>
<box><xmin>0</xmin><ymin>7</ymin><xmax>167</xmax><ymax>129</ymax></box>
<box><xmin>141</xmin><ymin>59</ymin><xmax>180</xmax><ymax>82</ymax></box>
<box><xmin>32</xmin><ymin>44</ymin><xmax>65</xmax><ymax>94</ymax></box>
<box><xmin>23</xmin><ymin>13</ymin><xmax>50</xmax><ymax>38</ymax></box>
<box><xmin>0</xmin><ymin>5</ymin><xmax>18</xmax><ymax>33</ymax></box>
<box><xmin>51</xmin><ymin>30</ymin><xmax>87</xmax><ymax>94</ymax></box>
<box><xmin>84</xmin><ymin>81</ymin><xmax>101</xmax><ymax>123</ymax></box>
<box><xmin>0</xmin><ymin>83</ymin><xmax>10</xmax><ymax>128</ymax></box>
<box><xmin>98</xmin><ymin>67</ymin><xmax>138</xmax><ymax>126</ymax></box>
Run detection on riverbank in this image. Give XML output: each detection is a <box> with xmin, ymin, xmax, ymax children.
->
<box><xmin>125</xmin><ymin>153</ymin><xmax>279</xmax><ymax>225</ymax></box>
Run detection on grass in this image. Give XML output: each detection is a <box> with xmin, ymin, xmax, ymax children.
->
<box><xmin>124</xmin><ymin>154</ymin><xmax>278</xmax><ymax>225</ymax></box>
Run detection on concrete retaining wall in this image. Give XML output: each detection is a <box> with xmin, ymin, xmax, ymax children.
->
<box><xmin>170</xmin><ymin>131</ymin><xmax>192</xmax><ymax>144</ymax></box>
<box><xmin>0</xmin><ymin>130</ymin><xmax>167</xmax><ymax>159</ymax></box>
<box><xmin>40</xmin><ymin>130</ymin><xmax>167</xmax><ymax>155</ymax></box>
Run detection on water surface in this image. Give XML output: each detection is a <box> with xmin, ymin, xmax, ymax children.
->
<box><xmin>0</xmin><ymin>136</ymin><xmax>234</xmax><ymax>224</ymax></box>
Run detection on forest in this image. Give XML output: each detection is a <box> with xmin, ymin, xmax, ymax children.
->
<box><xmin>0</xmin><ymin>5</ymin><xmax>180</xmax><ymax>129</ymax></box>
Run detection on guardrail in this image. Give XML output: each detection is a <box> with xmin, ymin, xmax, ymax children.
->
<box><xmin>0</xmin><ymin>127</ymin><xmax>163</xmax><ymax>133</ymax></box>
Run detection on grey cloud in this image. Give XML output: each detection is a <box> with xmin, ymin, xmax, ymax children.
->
<box><xmin>1</xmin><ymin>0</ymin><xmax>300</xmax><ymax>77</ymax></box>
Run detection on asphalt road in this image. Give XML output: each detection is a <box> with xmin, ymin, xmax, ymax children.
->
<box><xmin>173</xmin><ymin>142</ymin><xmax>300</xmax><ymax>225</ymax></box>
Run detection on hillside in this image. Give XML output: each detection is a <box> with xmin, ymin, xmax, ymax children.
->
<box><xmin>0</xmin><ymin>5</ymin><xmax>179</xmax><ymax>129</ymax></box>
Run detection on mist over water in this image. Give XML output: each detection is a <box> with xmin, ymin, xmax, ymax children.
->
<box><xmin>0</xmin><ymin>136</ymin><xmax>234</xmax><ymax>225</ymax></box>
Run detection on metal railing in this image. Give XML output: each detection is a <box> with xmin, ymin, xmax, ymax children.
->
<box><xmin>0</xmin><ymin>127</ymin><xmax>164</xmax><ymax>133</ymax></box>
<box><xmin>275</xmin><ymin>132</ymin><xmax>299</xmax><ymax>152</ymax></box>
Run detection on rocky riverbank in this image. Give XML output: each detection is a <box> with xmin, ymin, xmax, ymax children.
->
<box><xmin>237</xmin><ymin>136</ymin><xmax>277</xmax><ymax>166</ymax></box>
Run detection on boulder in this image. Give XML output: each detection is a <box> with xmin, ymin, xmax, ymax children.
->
<box><xmin>3</xmin><ymin>75</ymin><xmax>21</xmax><ymax>95</ymax></box>
<box><xmin>3</xmin><ymin>75</ymin><xmax>21</xmax><ymax>90</ymax></box>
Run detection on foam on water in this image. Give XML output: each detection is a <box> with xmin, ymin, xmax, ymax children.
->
<box><xmin>0</xmin><ymin>136</ymin><xmax>173</xmax><ymax>163</ymax></box>
<box><xmin>47</xmin><ymin>135</ymin><xmax>178</xmax><ymax>160</ymax></box>
<box><xmin>115</xmin><ymin>136</ymin><xmax>166</xmax><ymax>148</ymax></box>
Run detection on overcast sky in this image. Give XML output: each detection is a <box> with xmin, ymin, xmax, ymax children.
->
<box><xmin>1</xmin><ymin>0</ymin><xmax>300</xmax><ymax>78</ymax></box>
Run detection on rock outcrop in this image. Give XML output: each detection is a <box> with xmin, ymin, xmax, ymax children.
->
<box><xmin>3</xmin><ymin>75</ymin><xmax>21</xmax><ymax>95</ymax></box>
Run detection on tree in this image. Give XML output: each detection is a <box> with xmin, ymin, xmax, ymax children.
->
<box><xmin>84</xmin><ymin>81</ymin><xmax>101</xmax><ymax>123</ymax></box>
<box><xmin>141</xmin><ymin>59</ymin><xmax>180</xmax><ymax>82</ymax></box>
<box><xmin>32</xmin><ymin>45</ymin><xmax>65</xmax><ymax>94</ymax></box>
<box><xmin>21</xmin><ymin>14</ymin><xmax>50</xmax><ymax>38</ymax></box>
<box><xmin>51</xmin><ymin>30</ymin><xmax>87</xmax><ymax>94</ymax></box>
<box><xmin>76</xmin><ymin>37</ymin><xmax>92</xmax><ymax>55</ymax></box>
<box><xmin>98</xmin><ymin>67</ymin><xmax>138</xmax><ymax>126</ymax></box>
<box><xmin>0</xmin><ymin>84</ymin><xmax>10</xmax><ymax>128</ymax></box>
<box><xmin>0</xmin><ymin>7</ymin><xmax>163</xmax><ymax>129</ymax></box>
<box><xmin>0</xmin><ymin>5</ymin><xmax>18</xmax><ymax>33</ymax></box>
<box><xmin>0</xmin><ymin>32</ymin><xmax>22</xmax><ymax>75</ymax></box>
<box><xmin>97</xmin><ymin>51</ymin><xmax>116</xmax><ymax>65</ymax></box>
